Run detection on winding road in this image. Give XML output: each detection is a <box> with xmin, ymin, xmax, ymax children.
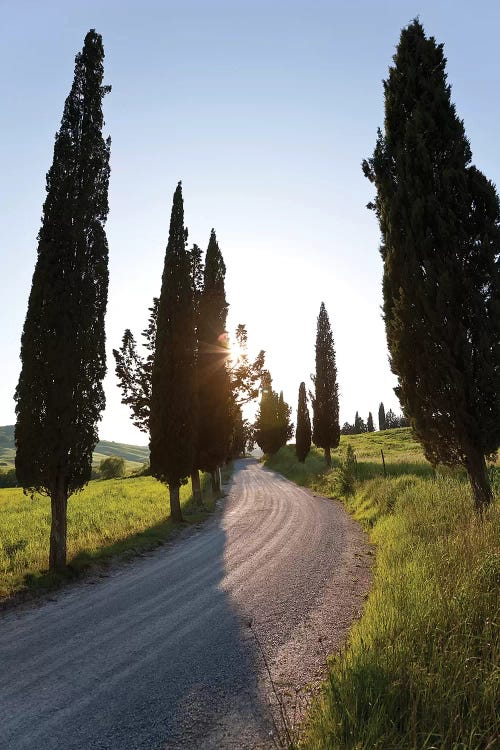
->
<box><xmin>0</xmin><ymin>459</ymin><xmax>370</xmax><ymax>749</ymax></box>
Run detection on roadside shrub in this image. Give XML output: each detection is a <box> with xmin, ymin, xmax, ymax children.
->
<box><xmin>337</xmin><ymin>444</ymin><xmax>357</xmax><ymax>497</ymax></box>
<box><xmin>99</xmin><ymin>456</ymin><xmax>125</xmax><ymax>480</ymax></box>
<box><xmin>0</xmin><ymin>469</ymin><xmax>18</xmax><ymax>488</ymax></box>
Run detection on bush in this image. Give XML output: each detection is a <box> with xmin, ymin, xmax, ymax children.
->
<box><xmin>337</xmin><ymin>443</ymin><xmax>357</xmax><ymax>497</ymax></box>
<box><xmin>99</xmin><ymin>456</ymin><xmax>125</xmax><ymax>480</ymax></box>
<box><xmin>0</xmin><ymin>469</ymin><xmax>18</xmax><ymax>488</ymax></box>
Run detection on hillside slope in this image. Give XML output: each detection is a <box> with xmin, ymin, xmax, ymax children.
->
<box><xmin>0</xmin><ymin>425</ymin><xmax>148</xmax><ymax>468</ymax></box>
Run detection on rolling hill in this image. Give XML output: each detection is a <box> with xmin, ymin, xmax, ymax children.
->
<box><xmin>0</xmin><ymin>425</ymin><xmax>149</xmax><ymax>469</ymax></box>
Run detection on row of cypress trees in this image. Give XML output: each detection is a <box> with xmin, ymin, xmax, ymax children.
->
<box><xmin>293</xmin><ymin>303</ymin><xmax>340</xmax><ymax>466</ymax></box>
<box><xmin>14</xmin><ymin>30</ymin><xmax>258</xmax><ymax>570</ymax></box>
<box><xmin>149</xmin><ymin>184</ymin><xmax>235</xmax><ymax>521</ymax></box>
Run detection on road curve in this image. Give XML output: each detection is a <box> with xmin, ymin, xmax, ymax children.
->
<box><xmin>0</xmin><ymin>459</ymin><xmax>371</xmax><ymax>749</ymax></box>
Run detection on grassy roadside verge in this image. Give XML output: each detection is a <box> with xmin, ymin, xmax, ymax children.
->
<box><xmin>266</xmin><ymin>435</ymin><xmax>499</xmax><ymax>749</ymax></box>
<box><xmin>0</xmin><ymin>467</ymin><xmax>231</xmax><ymax>601</ymax></box>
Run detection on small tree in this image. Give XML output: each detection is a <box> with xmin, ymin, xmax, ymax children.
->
<box><xmin>363</xmin><ymin>20</ymin><xmax>500</xmax><ymax>511</ymax></box>
<box><xmin>378</xmin><ymin>402</ymin><xmax>386</xmax><ymax>431</ymax></box>
<box><xmin>99</xmin><ymin>456</ymin><xmax>125</xmax><ymax>479</ymax></box>
<box><xmin>14</xmin><ymin>30</ymin><xmax>111</xmax><ymax>571</ymax></box>
<box><xmin>367</xmin><ymin>412</ymin><xmax>375</xmax><ymax>432</ymax></box>
<box><xmin>113</xmin><ymin>298</ymin><xmax>158</xmax><ymax>433</ymax></box>
<box><xmin>150</xmin><ymin>182</ymin><xmax>197</xmax><ymax>522</ymax></box>
<box><xmin>311</xmin><ymin>303</ymin><xmax>340</xmax><ymax>466</ymax></box>
<box><xmin>254</xmin><ymin>373</ymin><xmax>292</xmax><ymax>456</ymax></box>
<box><xmin>296</xmin><ymin>382</ymin><xmax>312</xmax><ymax>462</ymax></box>
<box><xmin>354</xmin><ymin>411</ymin><xmax>366</xmax><ymax>434</ymax></box>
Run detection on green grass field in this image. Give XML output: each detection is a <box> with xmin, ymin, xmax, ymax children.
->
<box><xmin>266</xmin><ymin>430</ymin><xmax>500</xmax><ymax>750</ymax></box>
<box><xmin>0</xmin><ymin>424</ymin><xmax>150</xmax><ymax>471</ymax></box>
<box><xmin>0</xmin><ymin>473</ymin><xmax>217</xmax><ymax>600</ymax></box>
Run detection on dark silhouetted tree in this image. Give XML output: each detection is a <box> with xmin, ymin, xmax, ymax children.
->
<box><xmin>196</xmin><ymin>229</ymin><xmax>233</xmax><ymax>494</ymax></box>
<box><xmin>363</xmin><ymin>19</ymin><xmax>500</xmax><ymax>510</ymax></box>
<box><xmin>354</xmin><ymin>411</ymin><xmax>367</xmax><ymax>434</ymax></box>
<box><xmin>378</xmin><ymin>402</ymin><xmax>386</xmax><ymax>431</ymax></box>
<box><xmin>254</xmin><ymin>373</ymin><xmax>292</xmax><ymax>456</ymax></box>
<box><xmin>311</xmin><ymin>303</ymin><xmax>340</xmax><ymax>466</ymax></box>
<box><xmin>14</xmin><ymin>30</ymin><xmax>111</xmax><ymax>571</ymax></box>
<box><xmin>113</xmin><ymin>298</ymin><xmax>158</xmax><ymax>433</ymax></box>
<box><xmin>150</xmin><ymin>183</ymin><xmax>197</xmax><ymax>522</ymax></box>
<box><xmin>367</xmin><ymin>412</ymin><xmax>375</xmax><ymax>432</ymax></box>
<box><xmin>296</xmin><ymin>382</ymin><xmax>312</xmax><ymax>462</ymax></box>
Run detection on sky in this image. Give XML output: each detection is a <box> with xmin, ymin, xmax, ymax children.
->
<box><xmin>1</xmin><ymin>0</ymin><xmax>500</xmax><ymax>446</ymax></box>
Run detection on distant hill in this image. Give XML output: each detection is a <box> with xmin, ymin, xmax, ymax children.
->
<box><xmin>0</xmin><ymin>425</ymin><xmax>149</xmax><ymax>469</ymax></box>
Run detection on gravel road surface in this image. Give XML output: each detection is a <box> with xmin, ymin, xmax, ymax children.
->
<box><xmin>0</xmin><ymin>459</ymin><xmax>371</xmax><ymax>749</ymax></box>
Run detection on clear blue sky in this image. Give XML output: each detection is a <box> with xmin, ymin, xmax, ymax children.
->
<box><xmin>1</xmin><ymin>0</ymin><xmax>499</xmax><ymax>444</ymax></box>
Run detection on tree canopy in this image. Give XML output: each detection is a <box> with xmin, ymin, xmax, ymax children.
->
<box><xmin>363</xmin><ymin>19</ymin><xmax>500</xmax><ymax>510</ymax></box>
<box><xmin>149</xmin><ymin>182</ymin><xmax>197</xmax><ymax>521</ymax></box>
<box><xmin>14</xmin><ymin>29</ymin><xmax>111</xmax><ymax>570</ymax></box>
<box><xmin>311</xmin><ymin>302</ymin><xmax>340</xmax><ymax>466</ymax></box>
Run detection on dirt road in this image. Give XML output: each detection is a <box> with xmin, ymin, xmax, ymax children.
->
<box><xmin>0</xmin><ymin>459</ymin><xmax>370</xmax><ymax>749</ymax></box>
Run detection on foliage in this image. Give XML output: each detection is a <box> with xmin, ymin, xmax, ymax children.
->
<box><xmin>378</xmin><ymin>402</ymin><xmax>386</xmax><ymax>431</ymax></box>
<box><xmin>0</xmin><ymin>469</ymin><xmax>18</xmax><ymax>488</ymax></box>
<box><xmin>14</xmin><ymin>30</ymin><xmax>110</xmax><ymax>570</ymax></box>
<box><xmin>99</xmin><ymin>456</ymin><xmax>125</xmax><ymax>479</ymax></box>
<box><xmin>113</xmin><ymin>298</ymin><xmax>158</xmax><ymax>433</ymax></box>
<box><xmin>367</xmin><ymin>412</ymin><xmax>374</xmax><ymax>432</ymax></box>
<box><xmin>337</xmin><ymin>443</ymin><xmax>357</xmax><ymax>497</ymax></box>
<box><xmin>230</xmin><ymin>324</ymin><xmax>266</xmax><ymax>406</ymax></box>
<box><xmin>150</xmin><ymin>182</ymin><xmax>197</xmax><ymax>520</ymax></box>
<box><xmin>311</xmin><ymin>303</ymin><xmax>339</xmax><ymax>464</ymax></box>
<box><xmin>363</xmin><ymin>19</ymin><xmax>500</xmax><ymax>510</ymax></box>
<box><xmin>254</xmin><ymin>372</ymin><xmax>293</xmax><ymax>456</ymax></box>
<box><xmin>295</xmin><ymin>382</ymin><xmax>312</xmax><ymax>462</ymax></box>
<box><xmin>196</xmin><ymin>229</ymin><xmax>233</xmax><ymax>474</ymax></box>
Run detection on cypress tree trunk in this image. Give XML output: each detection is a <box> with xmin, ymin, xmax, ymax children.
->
<box><xmin>191</xmin><ymin>469</ymin><xmax>203</xmax><ymax>506</ymax></box>
<box><xmin>210</xmin><ymin>471</ymin><xmax>219</xmax><ymax>496</ymax></box>
<box><xmin>324</xmin><ymin>446</ymin><xmax>331</xmax><ymax>467</ymax></box>
<box><xmin>49</xmin><ymin>477</ymin><xmax>68</xmax><ymax>571</ymax></box>
<box><xmin>465</xmin><ymin>449</ymin><xmax>493</xmax><ymax>512</ymax></box>
<box><xmin>169</xmin><ymin>484</ymin><xmax>183</xmax><ymax>522</ymax></box>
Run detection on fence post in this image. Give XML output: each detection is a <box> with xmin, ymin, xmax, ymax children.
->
<box><xmin>381</xmin><ymin>449</ymin><xmax>387</xmax><ymax>478</ymax></box>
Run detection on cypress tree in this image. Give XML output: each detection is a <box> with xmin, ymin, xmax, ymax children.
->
<box><xmin>254</xmin><ymin>372</ymin><xmax>290</xmax><ymax>456</ymax></box>
<box><xmin>363</xmin><ymin>20</ymin><xmax>500</xmax><ymax>511</ymax></box>
<box><xmin>14</xmin><ymin>30</ymin><xmax>110</xmax><ymax>571</ymax></box>
<box><xmin>311</xmin><ymin>302</ymin><xmax>340</xmax><ymax>466</ymax></box>
<box><xmin>196</xmin><ymin>229</ymin><xmax>233</xmax><ymax>493</ymax></box>
<box><xmin>378</xmin><ymin>402</ymin><xmax>386</xmax><ymax>431</ymax></box>
<box><xmin>150</xmin><ymin>183</ymin><xmax>196</xmax><ymax>521</ymax></box>
<box><xmin>367</xmin><ymin>412</ymin><xmax>375</xmax><ymax>432</ymax></box>
<box><xmin>277</xmin><ymin>391</ymin><xmax>294</xmax><ymax>447</ymax></box>
<box><xmin>296</xmin><ymin>382</ymin><xmax>311</xmax><ymax>462</ymax></box>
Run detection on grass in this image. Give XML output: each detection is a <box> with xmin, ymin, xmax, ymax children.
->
<box><xmin>265</xmin><ymin>430</ymin><xmax>499</xmax><ymax>750</ymax></box>
<box><xmin>0</xmin><ymin>423</ymin><xmax>150</xmax><ymax>469</ymax></box>
<box><xmin>0</xmin><ymin>471</ymin><xmax>222</xmax><ymax>600</ymax></box>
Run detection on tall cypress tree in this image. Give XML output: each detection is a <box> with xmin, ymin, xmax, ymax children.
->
<box><xmin>367</xmin><ymin>412</ymin><xmax>375</xmax><ymax>432</ymax></box>
<box><xmin>296</xmin><ymin>382</ymin><xmax>311</xmax><ymax>462</ymax></box>
<box><xmin>311</xmin><ymin>302</ymin><xmax>340</xmax><ymax>466</ymax></box>
<box><xmin>150</xmin><ymin>183</ymin><xmax>196</xmax><ymax>521</ymax></box>
<box><xmin>14</xmin><ymin>30</ymin><xmax>110</xmax><ymax>571</ymax></box>
<box><xmin>196</xmin><ymin>229</ymin><xmax>233</xmax><ymax>491</ymax></box>
<box><xmin>378</xmin><ymin>402</ymin><xmax>386</xmax><ymax>431</ymax></box>
<box><xmin>363</xmin><ymin>20</ymin><xmax>500</xmax><ymax>511</ymax></box>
